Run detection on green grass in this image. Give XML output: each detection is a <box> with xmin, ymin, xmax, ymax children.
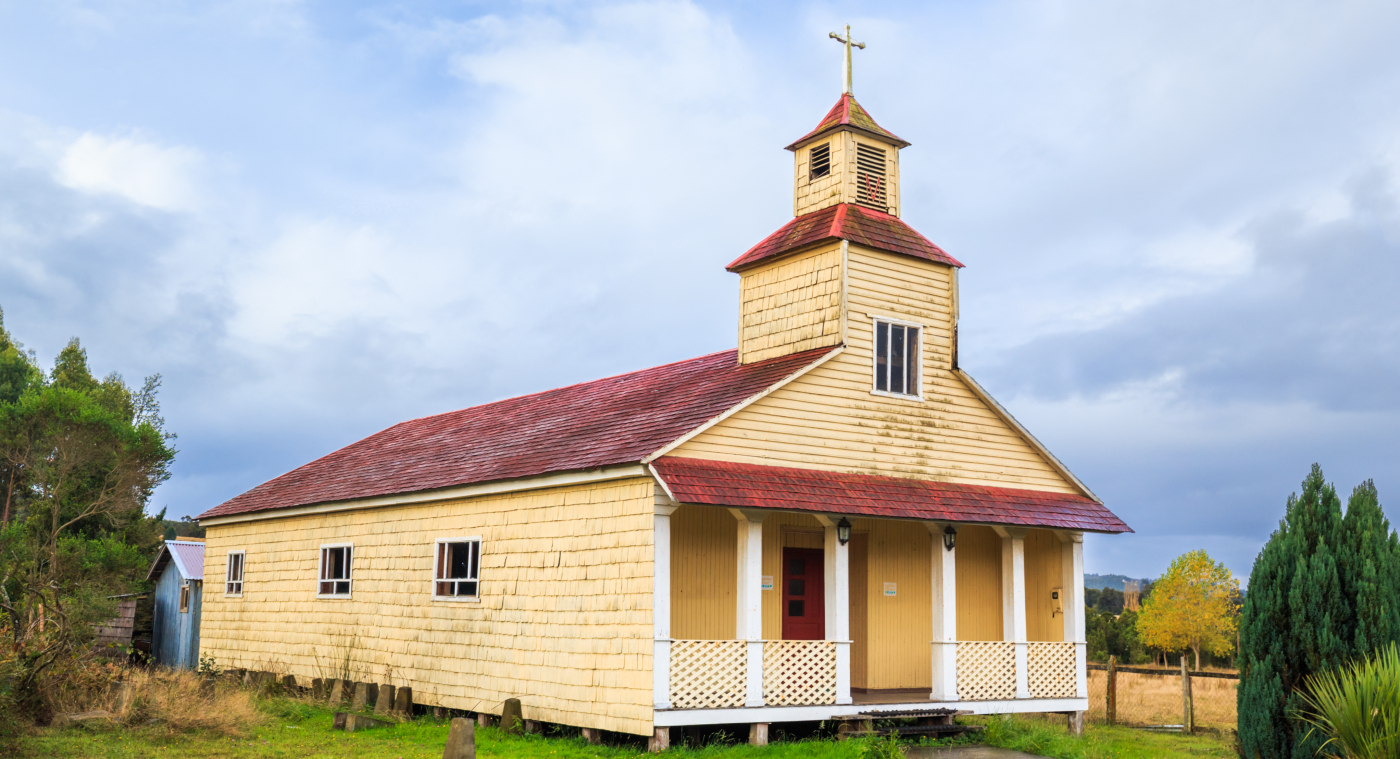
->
<box><xmin>970</xmin><ymin>714</ymin><xmax>1237</xmax><ymax>759</ymax></box>
<box><xmin>25</xmin><ymin>701</ymin><xmax>1236</xmax><ymax>758</ymax></box>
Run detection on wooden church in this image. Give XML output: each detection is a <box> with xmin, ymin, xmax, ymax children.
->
<box><xmin>196</xmin><ymin>33</ymin><xmax>1129</xmax><ymax>748</ymax></box>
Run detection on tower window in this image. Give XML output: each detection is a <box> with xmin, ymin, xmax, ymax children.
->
<box><xmin>809</xmin><ymin>143</ymin><xmax>831</xmax><ymax>180</ymax></box>
<box><xmin>873</xmin><ymin>319</ymin><xmax>920</xmax><ymax>397</ymax></box>
<box><xmin>855</xmin><ymin>143</ymin><xmax>888</xmax><ymax>211</ymax></box>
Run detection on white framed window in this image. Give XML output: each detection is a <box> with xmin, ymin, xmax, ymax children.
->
<box><xmin>179</xmin><ymin>583</ymin><xmax>191</xmax><ymax>613</ymax></box>
<box><xmin>225</xmin><ymin>551</ymin><xmax>245</xmax><ymax>597</ymax></box>
<box><xmin>871</xmin><ymin>316</ymin><xmax>922</xmax><ymax>399</ymax></box>
<box><xmin>318</xmin><ymin>543</ymin><xmax>353</xmax><ymax>598</ymax></box>
<box><xmin>433</xmin><ymin>537</ymin><xmax>481</xmax><ymax>602</ymax></box>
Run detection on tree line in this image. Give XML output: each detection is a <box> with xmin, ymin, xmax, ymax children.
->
<box><xmin>0</xmin><ymin>307</ymin><xmax>177</xmax><ymax>727</ymax></box>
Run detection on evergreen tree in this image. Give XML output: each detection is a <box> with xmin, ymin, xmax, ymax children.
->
<box><xmin>1340</xmin><ymin>480</ymin><xmax>1400</xmax><ymax>654</ymax></box>
<box><xmin>1239</xmin><ymin>465</ymin><xmax>1353</xmax><ymax>759</ymax></box>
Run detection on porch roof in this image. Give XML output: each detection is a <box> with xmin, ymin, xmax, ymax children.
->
<box><xmin>651</xmin><ymin>457</ymin><xmax>1132</xmax><ymax>534</ymax></box>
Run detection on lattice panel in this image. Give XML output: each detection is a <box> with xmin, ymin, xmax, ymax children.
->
<box><xmin>957</xmin><ymin>641</ymin><xmax>1016</xmax><ymax>701</ymax></box>
<box><xmin>669</xmin><ymin>640</ymin><xmax>747</xmax><ymax>710</ymax></box>
<box><xmin>763</xmin><ymin>640</ymin><xmax>837</xmax><ymax>706</ymax></box>
<box><xmin>1027</xmin><ymin>642</ymin><xmax>1076</xmax><ymax>698</ymax></box>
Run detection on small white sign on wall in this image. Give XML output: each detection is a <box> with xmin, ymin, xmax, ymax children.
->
<box><xmin>883</xmin><ymin>582</ymin><xmax>897</xmax><ymax>597</ymax></box>
<box><xmin>761</xmin><ymin>575</ymin><xmax>773</xmax><ymax>591</ymax></box>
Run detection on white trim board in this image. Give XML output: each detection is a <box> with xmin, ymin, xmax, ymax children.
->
<box><xmin>654</xmin><ymin>697</ymin><xmax>1089</xmax><ymax>727</ymax></box>
<box><xmin>199</xmin><ymin>464</ymin><xmax>651</xmax><ymax>527</ymax></box>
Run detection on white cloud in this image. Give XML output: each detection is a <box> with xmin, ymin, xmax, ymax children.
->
<box><xmin>58</xmin><ymin>132</ymin><xmax>204</xmax><ymax>212</ymax></box>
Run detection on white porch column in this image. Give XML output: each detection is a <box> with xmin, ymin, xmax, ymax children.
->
<box><xmin>1060</xmin><ymin>531</ymin><xmax>1087</xmax><ymax>698</ymax></box>
<box><xmin>653</xmin><ymin>496</ymin><xmax>679</xmax><ymax>709</ymax></box>
<box><xmin>996</xmin><ymin>527</ymin><xmax>1030</xmax><ymax>700</ymax></box>
<box><xmin>816</xmin><ymin>516</ymin><xmax>852</xmax><ymax>705</ymax></box>
<box><xmin>730</xmin><ymin>508</ymin><xmax>768</xmax><ymax>708</ymax></box>
<box><xmin>927</xmin><ymin>523</ymin><xmax>958</xmax><ymax>702</ymax></box>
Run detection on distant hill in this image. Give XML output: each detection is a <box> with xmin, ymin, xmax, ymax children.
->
<box><xmin>1084</xmin><ymin>573</ymin><xmax>1151</xmax><ymax>591</ymax></box>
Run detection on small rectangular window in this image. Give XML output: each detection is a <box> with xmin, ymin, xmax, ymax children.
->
<box><xmin>179</xmin><ymin>583</ymin><xmax>190</xmax><ymax>613</ymax></box>
<box><xmin>809</xmin><ymin>142</ymin><xmax>831</xmax><ymax>180</ymax></box>
<box><xmin>318</xmin><ymin>544</ymin><xmax>353</xmax><ymax>597</ymax></box>
<box><xmin>225</xmin><ymin>551</ymin><xmax>245</xmax><ymax>596</ymax></box>
<box><xmin>434</xmin><ymin>538</ymin><xmax>481</xmax><ymax>601</ymax></box>
<box><xmin>855</xmin><ymin>143</ymin><xmax>888</xmax><ymax>211</ymax></box>
<box><xmin>873</xmin><ymin>319</ymin><xmax>920</xmax><ymax>397</ymax></box>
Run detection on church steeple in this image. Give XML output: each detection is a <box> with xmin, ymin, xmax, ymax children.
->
<box><xmin>787</xmin><ymin>28</ymin><xmax>908</xmax><ymax>218</ymax></box>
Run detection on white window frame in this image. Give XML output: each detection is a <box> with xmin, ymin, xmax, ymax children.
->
<box><xmin>225</xmin><ymin>550</ymin><xmax>245</xmax><ymax>597</ymax></box>
<box><xmin>432</xmin><ymin>537</ymin><xmax>482</xmax><ymax>603</ymax></box>
<box><xmin>179</xmin><ymin>582</ymin><xmax>191</xmax><ymax>613</ymax></box>
<box><xmin>317</xmin><ymin>543</ymin><xmax>354</xmax><ymax>599</ymax></box>
<box><xmin>869</xmin><ymin>314</ymin><xmax>925</xmax><ymax>402</ymax></box>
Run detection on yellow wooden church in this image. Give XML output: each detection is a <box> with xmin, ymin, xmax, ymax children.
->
<box><xmin>196</xmin><ymin>38</ymin><xmax>1129</xmax><ymax>748</ymax></box>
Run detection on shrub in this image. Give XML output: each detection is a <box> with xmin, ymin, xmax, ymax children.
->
<box><xmin>1297</xmin><ymin>643</ymin><xmax>1400</xmax><ymax>759</ymax></box>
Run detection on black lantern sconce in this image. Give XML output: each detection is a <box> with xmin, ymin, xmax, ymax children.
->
<box><xmin>942</xmin><ymin>525</ymin><xmax>958</xmax><ymax>552</ymax></box>
<box><xmin>837</xmin><ymin>518</ymin><xmax>852</xmax><ymax>546</ymax></box>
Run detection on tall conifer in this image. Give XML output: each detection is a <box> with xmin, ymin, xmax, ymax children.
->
<box><xmin>1340</xmin><ymin>480</ymin><xmax>1400</xmax><ymax>654</ymax></box>
<box><xmin>1239</xmin><ymin>464</ymin><xmax>1349</xmax><ymax>759</ymax></box>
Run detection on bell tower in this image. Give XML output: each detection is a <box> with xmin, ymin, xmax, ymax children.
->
<box><xmin>788</xmin><ymin>26</ymin><xmax>909</xmax><ymax>218</ymax></box>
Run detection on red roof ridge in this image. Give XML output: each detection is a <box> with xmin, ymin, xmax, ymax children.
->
<box><xmin>785</xmin><ymin>93</ymin><xmax>909</xmax><ymax>151</ymax></box>
<box><xmin>727</xmin><ymin>204</ymin><xmax>963</xmax><ymax>272</ymax></box>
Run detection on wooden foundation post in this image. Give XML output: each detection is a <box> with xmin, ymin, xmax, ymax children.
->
<box><xmin>581</xmin><ymin>727</ymin><xmax>602</xmax><ymax>745</ymax></box>
<box><xmin>648</xmin><ymin>727</ymin><xmax>670</xmax><ymax>753</ymax></box>
<box><xmin>749</xmin><ymin>723</ymin><xmax>769</xmax><ymax>746</ymax></box>
<box><xmin>1067</xmin><ymin>711</ymin><xmax>1084</xmax><ymax>736</ymax></box>
<box><xmin>1107</xmin><ymin>655</ymin><xmax>1117</xmax><ymax>725</ymax></box>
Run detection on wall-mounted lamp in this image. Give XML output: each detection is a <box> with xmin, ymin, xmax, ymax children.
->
<box><xmin>837</xmin><ymin>518</ymin><xmax>852</xmax><ymax>546</ymax></box>
<box><xmin>942</xmin><ymin>525</ymin><xmax>958</xmax><ymax>552</ymax></box>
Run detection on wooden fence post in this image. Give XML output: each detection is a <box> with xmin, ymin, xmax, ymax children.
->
<box><xmin>1181</xmin><ymin>655</ymin><xmax>1193</xmax><ymax>734</ymax></box>
<box><xmin>1107</xmin><ymin>655</ymin><xmax>1117</xmax><ymax>726</ymax></box>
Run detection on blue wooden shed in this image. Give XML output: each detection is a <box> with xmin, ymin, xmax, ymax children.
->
<box><xmin>146</xmin><ymin>539</ymin><xmax>205</xmax><ymax>669</ymax></box>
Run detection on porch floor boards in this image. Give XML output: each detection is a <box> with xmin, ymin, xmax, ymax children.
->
<box><xmin>851</xmin><ymin>689</ymin><xmax>934</xmax><ymax>706</ymax></box>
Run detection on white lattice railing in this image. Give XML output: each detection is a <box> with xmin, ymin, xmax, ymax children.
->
<box><xmin>669</xmin><ymin>640</ymin><xmax>747</xmax><ymax>709</ymax></box>
<box><xmin>1027</xmin><ymin>641</ymin><xmax>1077</xmax><ymax>698</ymax></box>
<box><xmin>956</xmin><ymin>641</ymin><xmax>1016</xmax><ymax>701</ymax></box>
<box><xmin>763</xmin><ymin>640</ymin><xmax>836</xmax><ymax>706</ymax></box>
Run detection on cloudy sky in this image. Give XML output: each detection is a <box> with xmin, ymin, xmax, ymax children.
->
<box><xmin>2</xmin><ymin>0</ymin><xmax>1399</xmax><ymax>581</ymax></box>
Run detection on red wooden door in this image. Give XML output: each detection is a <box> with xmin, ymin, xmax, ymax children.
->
<box><xmin>781</xmin><ymin>547</ymin><xmax>825</xmax><ymax>640</ymax></box>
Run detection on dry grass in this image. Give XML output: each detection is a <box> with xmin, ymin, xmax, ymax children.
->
<box><xmin>1085</xmin><ymin>668</ymin><xmax>1238</xmax><ymax>730</ymax></box>
<box><xmin>54</xmin><ymin>667</ymin><xmax>268</xmax><ymax>737</ymax></box>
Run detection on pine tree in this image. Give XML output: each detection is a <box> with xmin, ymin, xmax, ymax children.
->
<box><xmin>1340</xmin><ymin>480</ymin><xmax>1400</xmax><ymax>654</ymax></box>
<box><xmin>1239</xmin><ymin>464</ymin><xmax>1350</xmax><ymax>759</ymax></box>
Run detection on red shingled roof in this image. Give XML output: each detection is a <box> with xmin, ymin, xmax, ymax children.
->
<box><xmin>198</xmin><ymin>348</ymin><xmax>837</xmax><ymax>520</ymax></box>
<box><xmin>652</xmin><ymin>457</ymin><xmax>1130</xmax><ymax>533</ymax></box>
<box><xmin>786</xmin><ymin>93</ymin><xmax>909</xmax><ymax>151</ymax></box>
<box><xmin>727</xmin><ymin>204</ymin><xmax>963</xmax><ymax>272</ymax></box>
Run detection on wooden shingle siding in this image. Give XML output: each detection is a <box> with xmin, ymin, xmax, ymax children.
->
<box><xmin>737</xmin><ymin>244</ymin><xmax>844</xmax><ymax>365</ymax></box>
<box><xmin>199</xmin><ymin>478</ymin><xmax>656</xmax><ymax>736</ymax></box>
<box><xmin>677</xmin><ymin>244</ymin><xmax>1079</xmax><ymax>494</ymax></box>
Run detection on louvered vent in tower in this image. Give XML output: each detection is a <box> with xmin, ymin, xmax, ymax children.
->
<box><xmin>809</xmin><ymin>142</ymin><xmax>831</xmax><ymax>180</ymax></box>
<box><xmin>855</xmin><ymin>143</ymin><xmax>888</xmax><ymax>211</ymax></box>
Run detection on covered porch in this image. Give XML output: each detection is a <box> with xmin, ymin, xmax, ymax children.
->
<box><xmin>646</xmin><ymin>458</ymin><xmax>1127</xmax><ymax>725</ymax></box>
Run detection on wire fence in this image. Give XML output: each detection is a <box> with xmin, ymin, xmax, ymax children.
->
<box><xmin>1084</xmin><ymin>658</ymin><xmax>1238</xmax><ymax>733</ymax></box>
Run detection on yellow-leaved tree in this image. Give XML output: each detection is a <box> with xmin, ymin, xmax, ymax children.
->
<box><xmin>1136</xmin><ymin>549</ymin><xmax>1240</xmax><ymax>670</ymax></box>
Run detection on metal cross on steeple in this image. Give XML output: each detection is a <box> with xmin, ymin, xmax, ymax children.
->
<box><xmin>828</xmin><ymin>25</ymin><xmax>865</xmax><ymax>96</ymax></box>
